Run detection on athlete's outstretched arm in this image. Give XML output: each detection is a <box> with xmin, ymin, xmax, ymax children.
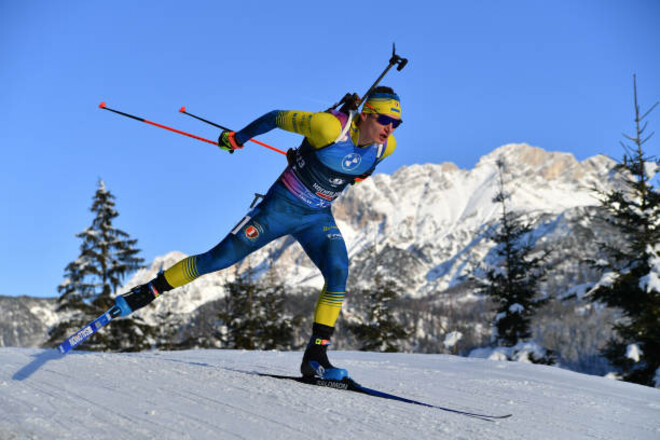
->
<box><xmin>234</xmin><ymin>110</ymin><xmax>342</xmax><ymax>149</ymax></box>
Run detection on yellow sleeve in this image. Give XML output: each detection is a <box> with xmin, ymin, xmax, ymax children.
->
<box><xmin>275</xmin><ymin>111</ymin><xmax>342</xmax><ymax>149</ymax></box>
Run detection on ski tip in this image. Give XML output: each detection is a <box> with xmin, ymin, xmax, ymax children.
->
<box><xmin>179</xmin><ymin>106</ymin><xmax>186</xmax><ymax>113</ymax></box>
<box><xmin>99</xmin><ymin>101</ymin><xmax>107</xmax><ymax>109</ymax></box>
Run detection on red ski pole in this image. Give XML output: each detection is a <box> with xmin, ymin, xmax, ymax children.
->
<box><xmin>99</xmin><ymin>102</ymin><xmax>220</xmax><ymax>146</ymax></box>
<box><xmin>178</xmin><ymin>106</ymin><xmax>286</xmax><ymax>155</ymax></box>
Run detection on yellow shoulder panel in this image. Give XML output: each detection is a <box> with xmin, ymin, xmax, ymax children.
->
<box><xmin>275</xmin><ymin>111</ymin><xmax>342</xmax><ymax>149</ymax></box>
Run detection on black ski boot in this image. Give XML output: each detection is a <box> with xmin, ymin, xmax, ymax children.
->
<box><xmin>115</xmin><ymin>271</ymin><xmax>172</xmax><ymax>316</ymax></box>
<box><xmin>300</xmin><ymin>324</ymin><xmax>349</xmax><ymax>380</ymax></box>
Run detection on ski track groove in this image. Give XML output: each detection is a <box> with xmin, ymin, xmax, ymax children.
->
<box><xmin>171</xmin><ymin>387</ymin><xmax>308</xmax><ymax>434</ymax></box>
<box><xmin>127</xmin><ymin>355</ymin><xmax>309</xmax><ymax>437</ymax></box>
<box><xmin>26</xmin><ymin>364</ymin><xmax>187</xmax><ymax>439</ymax></box>
<box><xmin>165</xmin><ymin>387</ymin><xmax>270</xmax><ymax>439</ymax></box>
<box><xmin>1</xmin><ymin>381</ymin><xmax>74</xmax><ymax>437</ymax></box>
<box><xmin>125</xmin><ymin>352</ymin><xmax>348</xmax><ymax>437</ymax></box>
<box><xmin>28</xmin><ymin>378</ymin><xmax>154</xmax><ymax>438</ymax></box>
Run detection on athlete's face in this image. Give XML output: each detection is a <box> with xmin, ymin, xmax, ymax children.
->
<box><xmin>358</xmin><ymin>112</ymin><xmax>400</xmax><ymax>146</ymax></box>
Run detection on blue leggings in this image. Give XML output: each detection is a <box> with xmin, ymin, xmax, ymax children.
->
<box><xmin>163</xmin><ymin>183</ymin><xmax>349</xmax><ymax>325</ymax></box>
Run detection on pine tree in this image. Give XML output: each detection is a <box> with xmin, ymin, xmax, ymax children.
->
<box><xmin>45</xmin><ymin>258</ymin><xmax>97</xmax><ymax>347</ymax></box>
<box><xmin>588</xmin><ymin>75</ymin><xmax>660</xmax><ymax>386</ymax></box>
<box><xmin>218</xmin><ymin>263</ymin><xmax>300</xmax><ymax>350</ymax></box>
<box><xmin>474</xmin><ymin>159</ymin><xmax>554</xmax><ymax>363</ymax></box>
<box><xmin>46</xmin><ymin>179</ymin><xmax>149</xmax><ymax>351</ymax></box>
<box><xmin>347</xmin><ymin>276</ymin><xmax>411</xmax><ymax>352</ymax></box>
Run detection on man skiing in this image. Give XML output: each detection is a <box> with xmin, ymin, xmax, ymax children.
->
<box><xmin>115</xmin><ymin>86</ymin><xmax>402</xmax><ymax>380</ymax></box>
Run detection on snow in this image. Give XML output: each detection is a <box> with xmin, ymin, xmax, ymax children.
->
<box><xmin>626</xmin><ymin>344</ymin><xmax>643</xmax><ymax>363</ymax></box>
<box><xmin>586</xmin><ymin>272</ymin><xmax>618</xmax><ymax>297</ymax></box>
<box><xmin>28</xmin><ymin>304</ymin><xmax>60</xmax><ymax>329</ymax></box>
<box><xmin>509</xmin><ymin>303</ymin><xmax>524</xmax><ymax>314</ymax></box>
<box><xmin>468</xmin><ymin>341</ymin><xmax>548</xmax><ymax>364</ymax></box>
<box><xmin>640</xmin><ymin>247</ymin><xmax>660</xmax><ymax>293</ymax></box>
<box><xmin>2</xmin><ymin>348</ymin><xmax>658</xmax><ymax>439</ymax></box>
<box><xmin>443</xmin><ymin>331</ymin><xmax>462</xmax><ymax>350</ymax></box>
<box><xmin>644</xmin><ymin>161</ymin><xmax>659</xmax><ymax>180</ymax></box>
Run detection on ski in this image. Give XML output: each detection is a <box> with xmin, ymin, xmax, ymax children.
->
<box><xmin>57</xmin><ymin>305</ymin><xmax>122</xmax><ymax>354</ymax></box>
<box><xmin>248</xmin><ymin>372</ymin><xmax>512</xmax><ymax>422</ymax></box>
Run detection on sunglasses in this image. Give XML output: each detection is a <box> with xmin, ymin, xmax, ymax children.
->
<box><xmin>372</xmin><ymin>113</ymin><xmax>403</xmax><ymax>128</ymax></box>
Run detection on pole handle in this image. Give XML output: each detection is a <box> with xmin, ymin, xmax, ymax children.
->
<box><xmin>179</xmin><ymin>107</ymin><xmax>286</xmax><ymax>155</ymax></box>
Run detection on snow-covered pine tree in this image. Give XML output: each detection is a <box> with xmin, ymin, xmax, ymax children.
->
<box><xmin>473</xmin><ymin>159</ymin><xmax>554</xmax><ymax>364</ymax></box>
<box><xmin>44</xmin><ymin>255</ymin><xmax>97</xmax><ymax>347</ymax></box>
<box><xmin>346</xmin><ymin>276</ymin><xmax>411</xmax><ymax>352</ymax></box>
<box><xmin>588</xmin><ymin>75</ymin><xmax>660</xmax><ymax>387</ymax></box>
<box><xmin>46</xmin><ymin>179</ymin><xmax>150</xmax><ymax>351</ymax></box>
<box><xmin>346</xmin><ymin>240</ymin><xmax>411</xmax><ymax>353</ymax></box>
<box><xmin>218</xmin><ymin>263</ymin><xmax>300</xmax><ymax>350</ymax></box>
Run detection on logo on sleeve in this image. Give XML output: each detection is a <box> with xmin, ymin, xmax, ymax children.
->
<box><xmin>246</xmin><ymin>226</ymin><xmax>259</xmax><ymax>239</ymax></box>
<box><xmin>243</xmin><ymin>221</ymin><xmax>264</xmax><ymax>242</ymax></box>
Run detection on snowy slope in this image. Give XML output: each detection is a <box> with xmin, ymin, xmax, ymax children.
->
<box><xmin>2</xmin><ymin>348</ymin><xmax>658</xmax><ymax>439</ymax></box>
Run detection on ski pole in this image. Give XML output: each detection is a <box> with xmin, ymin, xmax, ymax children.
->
<box><xmin>359</xmin><ymin>43</ymin><xmax>408</xmax><ymax>106</ymax></box>
<box><xmin>333</xmin><ymin>43</ymin><xmax>408</xmax><ymax>113</ymax></box>
<box><xmin>178</xmin><ymin>107</ymin><xmax>286</xmax><ymax>155</ymax></box>
<box><xmin>99</xmin><ymin>102</ymin><xmax>220</xmax><ymax>147</ymax></box>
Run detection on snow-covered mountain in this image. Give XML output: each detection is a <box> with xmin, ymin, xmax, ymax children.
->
<box><xmin>333</xmin><ymin>143</ymin><xmax>616</xmax><ymax>295</ymax></box>
<box><xmin>3</xmin><ymin>348</ymin><xmax>658</xmax><ymax>439</ymax></box>
<box><xmin>0</xmin><ymin>296</ymin><xmax>57</xmax><ymax>347</ymax></box>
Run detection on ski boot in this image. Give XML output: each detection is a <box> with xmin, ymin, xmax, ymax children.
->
<box><xmin>115</xmin><ymin>271</ymin><xmax>172</xmax><ymax>317</ymax></box>
<box><xmin>300</xmin><ymin>324</ymin><xmax>349</xmax><ymax>381</ymax></box>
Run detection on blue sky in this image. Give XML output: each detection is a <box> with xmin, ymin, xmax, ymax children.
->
<box><xmin>1</xmin><ymin>1</ymin><xmax>659</xmax><ymax>298</ymax></box>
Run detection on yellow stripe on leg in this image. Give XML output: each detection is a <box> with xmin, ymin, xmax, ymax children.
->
<box><xmin>163</xmin><ymin>256</ymin><xmax>200</xmax><ymax>288</ymax></box>
<box><xmin>313</xmin><ymin>287</ymin><xmax>346</xmax><ymax>327</ymax></box>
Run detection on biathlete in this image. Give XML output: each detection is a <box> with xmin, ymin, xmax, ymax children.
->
<box><xmin>116</xmin><ymin>86</ymin><xmax>403</xmax><ymax>380</ymax></box>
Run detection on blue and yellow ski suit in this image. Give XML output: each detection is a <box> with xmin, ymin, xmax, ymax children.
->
<box><xmin>162</xmin><ymin>109</ymin><xmax>396</xmax><ymax>328</ymax></box>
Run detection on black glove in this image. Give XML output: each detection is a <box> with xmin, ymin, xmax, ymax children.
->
<box><xmin>218</xmin><ymin>130</ymin><xmax>244</xmax><ymax>154</ymax></box>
